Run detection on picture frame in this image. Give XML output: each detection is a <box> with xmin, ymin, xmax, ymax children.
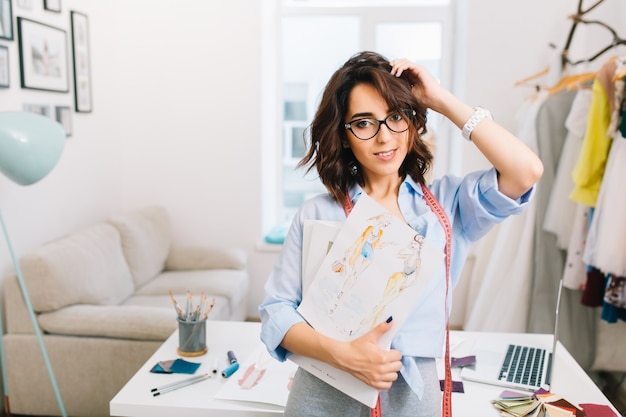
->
<box><xmin>0</xmin><ymin>0</ymin><xmax>13</xmax><ymax>40</ymax></box>
<box><xmin>44</xmin><ymin>0</ymin><xmax>61</xmax><ymax>13</ymax></box>
<box><xmin>55</xmin><ymin>105</ymin><xmax>72</xmax><ymax>137</ymax></box>
<box><xmin>23</xmin><ymin>103</ymin><xmax>51</xmax><ymax>117</ymax></box>
<box><xmin>71</xmin><ymin>11</ymin><xmax>92</xmax><ymax>113</ymax></box>
<box><xmin>0</xmin><ymin>45</ymin><xmax>9</xmax><ymax>88</ymax></box>
<box><xmin>17</xmin><ymin>17</ymin><xmax>69</xmax><ymax>92</ymax></box>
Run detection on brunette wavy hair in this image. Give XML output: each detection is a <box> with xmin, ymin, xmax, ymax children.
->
<box><xmin>298</xmin><ymin>51</ymin><xmax>433</xmax><ymax>205</ymax></box>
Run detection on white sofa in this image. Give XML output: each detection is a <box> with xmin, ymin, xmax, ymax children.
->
<box><xmin>2</xmin><ymin>206</ymin><xmax>250</xmax><ymax>417</ymax></box>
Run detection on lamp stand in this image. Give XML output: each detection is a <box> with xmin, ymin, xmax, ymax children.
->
<box><xmin>0</xmin><ymin>210</ymin><xmax>67</xmax><ymax>417</ymax></box>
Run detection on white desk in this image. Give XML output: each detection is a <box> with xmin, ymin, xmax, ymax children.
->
<box><xmin>110</xmin><ymin>321</ymin><xmax>619</xmax><ymax>417</ymax></box>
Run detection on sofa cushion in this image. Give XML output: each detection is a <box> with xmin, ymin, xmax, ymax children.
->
<box><xmin>165</xmin><ymin>246</ymin><xmax>247</xmax><ymax>270</ymax></box>
<box><xmin>37</xmin><ymin>305</ymin><xmax>176</xmax><ymax>340</ymax></box>
<box><xmin>20</xmin><ymin>223</ymin><xmax>134</xmax><ymax>313</ymax></box>
<box><xmin>135</xmin><ymin>270</ymin><xmax>249</xmax><ymax>318</ymax></box>
<box><xmin>108</xmin><ymin>206</ymin><xmax>171</xmax><ymax>288</ymax></box>
<box><xmin>123</xmin><ymin>294</ymin><xmax>231</xmax><ymax>321</ymax></box>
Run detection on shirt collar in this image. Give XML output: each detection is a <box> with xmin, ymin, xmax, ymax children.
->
<box><xmin>347</xmin><ymin>175</ymin><xmax>424</xmax><ymax>205</ymax></box>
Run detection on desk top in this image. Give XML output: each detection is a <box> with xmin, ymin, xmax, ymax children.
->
<box><xmin>110</xmin><ymin>321</ymin><xmax>619</xmax><ymax>417</ymax></box>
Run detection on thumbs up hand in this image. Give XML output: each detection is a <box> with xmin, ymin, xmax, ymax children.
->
<box><xmin>336</xmin><ymin>317</ymin><xmax>403</xmax><ymax>389</ymax></box>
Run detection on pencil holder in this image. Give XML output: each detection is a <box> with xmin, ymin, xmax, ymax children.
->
<box><xmin>177</xmin><ymin>318</ymin><xmax>208</xmax><ymax>357</ymax></box>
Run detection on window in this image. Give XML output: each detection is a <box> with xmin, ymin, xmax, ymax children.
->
<box><xmin>261</xmin><ymin>0</ymin><xmax>455</xmax><ymax>243</ymax></box>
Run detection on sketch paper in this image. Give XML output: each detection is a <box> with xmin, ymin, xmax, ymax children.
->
<box><xmin>292</xmin><ymin>193</ymin><xmax>444</xmax><ymax>407</ymax></box>
<box><xmin>215</xmin><ymin>344</ymin><xmax>298</xmax><ymax>407</ymax></box>
<box><xmin>302</xmin><ymin>219</ymin><xmax>341</xmax><ymax>294</ymax></box>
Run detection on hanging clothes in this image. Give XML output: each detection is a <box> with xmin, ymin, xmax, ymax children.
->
<box><xmin>543</xmin><ymin>88</ymin><xmax>592</xmax><ymax>250</ymax></box>
<box><xmin>527</xmin><ymin>88</ymin><xmax>597</xmax><ymax>370</ymax></box>
<box><xmin>543</xmin><ymin>88</ymin><xmax>592</xmax><ymax>292</ymax></box>
<box><xmin>582</xmin><ymin>57</ymin><xmax>626</xmax><ymax>277</ymax></box>
<box><xmin>569</xmin><ymin>58</ymin><xmax>615</xmax><ymax>207</ymax></box>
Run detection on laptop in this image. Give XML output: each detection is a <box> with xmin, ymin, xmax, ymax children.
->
<box><xmin>460</xmin><ymin>280</ymin><xmax>563</xmax><ymax>392</ymax></box>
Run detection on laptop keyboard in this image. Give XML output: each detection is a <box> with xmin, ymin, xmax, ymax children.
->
<box><xmin>498</xmin><ymin>344</ymin><xmax>546</xmax><ymax>388</ymax></box>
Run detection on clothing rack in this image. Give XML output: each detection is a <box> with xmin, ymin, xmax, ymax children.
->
<box><xmin>561</xmin><ymin>0</ymin><xmax>626</xmax><ymax>68</ymax></box>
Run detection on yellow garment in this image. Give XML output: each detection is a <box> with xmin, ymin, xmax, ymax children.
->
<box><xmin>569</xmin><ymin>79</ymin><xmax>612</xmax><ymax>207</ymax></box>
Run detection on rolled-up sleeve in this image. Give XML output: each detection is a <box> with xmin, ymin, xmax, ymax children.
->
<box><xmin>451</xmin><ymin>168</ymin><xmax>534</xmax><ymax>241</ymax></box>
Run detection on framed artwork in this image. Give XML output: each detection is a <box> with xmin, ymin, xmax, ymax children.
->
<box><xmin>0</xmin><ymin>0</ymin><xmax>13</xmax><ymax>40</ymax></box>
<box><xmin>23</xmin><ymin>103</ymin><xmax>51</xmax><ymax>117</ymax></box>
<box><xmin>55</xmin><ymin>105</ymin><xmax>72</xmax><ymax>137</ymax></box>
<box><xmin>17</xmin><ymin>17</ymin><xmax>69</xmax><ymax>92</ymax></box>
<box><xmin>44</xmin><ymin>0</ymin><xmax>61</xmax><ymax>13</ymax></box>
<box><xmin>71</xmin><ymin>11</ymin><xmax>92</xmax><ymax>112</ymax></box>
<box><xmin>0</xmin><ymin>45</ymin><xmax>8</xmax><ymax>88</ymax></box>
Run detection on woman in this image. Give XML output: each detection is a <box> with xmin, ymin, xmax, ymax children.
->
<box><xmin>259</xmin><ymin>51</ymin><xmax>543</xmax><ymax>416</ymax></box>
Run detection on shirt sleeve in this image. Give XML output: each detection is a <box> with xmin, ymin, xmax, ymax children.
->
<box><xmin>258</xmin><ymin>206</ymin><xmax>310</xmax><ymax>362</ymax></box>
<box><xmin>434</xmin><ymin>167</ymin><xmax>535</xmax><ymax>243</ymax></box>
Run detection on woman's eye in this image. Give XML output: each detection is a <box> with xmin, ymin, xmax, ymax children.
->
<box><xmin>355</xmin><ymin>119</ymin><xmax>374</xmax><ymax>129</ymax></box>
<box><xmin>388</xmin><ymin>113</ymin><xmax>403</xmax><ymax>121</ymax></box>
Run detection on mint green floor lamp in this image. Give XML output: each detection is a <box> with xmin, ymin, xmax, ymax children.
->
<box><xmin>0</xmin><ymin>111</ymin><xmax>67</xmax><ymax>417</ymax></box>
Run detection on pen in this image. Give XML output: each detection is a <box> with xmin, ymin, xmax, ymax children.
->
<box><xmin>227</xmin><ymin>350</ymin><xmax>238</xmax><ymax>364</ymax></box>
<box><xmin>151</xmin><ymin>373</ymin><xmax>210</xmax><ymax>396</ymax></box>
<box><xmin>221</xmin><ymin>362</ymin><xmax>239</xmax><ymax>378</ymax></box>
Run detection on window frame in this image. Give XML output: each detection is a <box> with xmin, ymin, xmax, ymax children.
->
<box><xmin>260</xmin><ymin>0</ymin><xmax>459</xmax><ymax>241</ymax></box>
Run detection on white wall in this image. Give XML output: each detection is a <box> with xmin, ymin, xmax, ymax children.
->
<box><xmin>0</xmin><ymin>0</ymin><xmax>624</xmax><ymax>326</ymax></box>
<box><xmin>0</xmin><ymin>1</ymin><xmax>121</xmax><ymax>275</ymax></box>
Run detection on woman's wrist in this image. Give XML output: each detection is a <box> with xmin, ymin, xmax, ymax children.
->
<box><xmin>462</xmin><ymin>107</ymin><xmax>493</xmax><ymax>141</ymax></box>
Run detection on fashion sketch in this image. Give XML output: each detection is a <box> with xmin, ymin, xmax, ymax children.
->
<box><xmin>329</xmin><ymin>213</ymin><xmax>392</xmax><ymax>315</ymax></box>
<box><xmin>358</xmin><ymin>234</ymin><xmax>425</xmax><ymax>332</ymax></box>
<box><xmin>298</xmin><ymin>193</ymin><xmax>442</xmax><ymax>342</ymax></box>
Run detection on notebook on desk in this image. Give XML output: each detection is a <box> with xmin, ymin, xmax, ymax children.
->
<box><xmin>460</xmin><ymin>281</ymin><xmax>563</xmax><ymax>392</ymax></box>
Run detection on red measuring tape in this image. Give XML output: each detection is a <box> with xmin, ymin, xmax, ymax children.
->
<box><xmin>421</xmin><ymin>184</ymin><xmax>453</xmax><ymax>417</ymax></box>
<box><xmin>343</xmin><ymin>185</ymin><xmax>453</xmax><ymax>417</ymax></box>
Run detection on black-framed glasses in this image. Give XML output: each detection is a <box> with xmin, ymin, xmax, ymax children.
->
<box><xmin>344</xmin><ymin>110</ymin><xmax>416</xmax><ymax>140</ymax></box>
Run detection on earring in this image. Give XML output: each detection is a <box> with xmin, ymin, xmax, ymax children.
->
<box><xmin>350</xmin><ymin>163</ymin><xmax>358</xmax><ymax>176</ymax></box>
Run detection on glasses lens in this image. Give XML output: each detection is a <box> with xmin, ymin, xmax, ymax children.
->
<box><xmin>350</xmin><ymin>119</ymin><xmax>379</xmax><ymax>140</ymax></box>
<box><xmin>385</xmin><ymin>113</ymin><xmax>409</xmax><ymax>133</ymax></box>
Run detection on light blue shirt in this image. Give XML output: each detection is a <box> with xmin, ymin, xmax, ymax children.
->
<box><xmin>259</xmin><ymin>168</ymin><xmax>533</xmax><ymax>399</ymax></box>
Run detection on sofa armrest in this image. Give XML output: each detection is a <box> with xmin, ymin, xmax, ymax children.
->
<box><xmin>165</xmin><ymin>247</ymin><xmax>247</xmax><ymax>271</ymax></box>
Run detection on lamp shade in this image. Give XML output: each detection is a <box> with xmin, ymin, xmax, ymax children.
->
<box><xmin>0</xmin><ymin>112</ymin><xmax>65</xmax><ymax>186</ymax></box>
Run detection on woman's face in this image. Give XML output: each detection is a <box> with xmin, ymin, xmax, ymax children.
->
<box><xmin>345</xmin><ymin>83</ymin><xmax>409</xmax><ymax>184</ymax></box>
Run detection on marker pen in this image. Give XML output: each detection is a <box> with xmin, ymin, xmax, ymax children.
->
<box><xmin>227</xmin><ymin>350</ymin><xmax>238</xmax><ymax>364</ymax></box>
<box><xmin>211</xmin><ymin>359</ymin><xmax>220</xmax><ymax>374</ymax></box>
<box><xmin>221</xmin><ymin>362</ymin><xmax>240</xmax><ymax>378</ymax></box>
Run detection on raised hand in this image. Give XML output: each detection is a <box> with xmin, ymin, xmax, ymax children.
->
<box><xmin>389</xmin><ymin>58</ymin><xmax>452</xmax><ymax>114</ymax></box>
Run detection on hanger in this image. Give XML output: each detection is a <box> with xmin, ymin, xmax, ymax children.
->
<box><xmin>545</xmin><ymin>71</ymin><xmax>597</xmax><ymax>96</ymax></box>
<box><xmin>514</xmin><ymin>66</ymin><xmax>550</xmax><ymax>89</ymax></box>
